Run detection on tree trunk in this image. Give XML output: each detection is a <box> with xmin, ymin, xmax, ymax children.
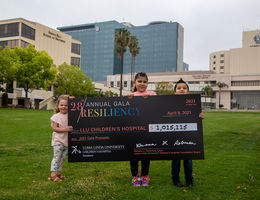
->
<box><xmin>25</xmin><ymin>87</ymin><xmax>29</xmax><ymax>109</ymax></box>
<box><xmin>205</xmin><ymin>95</ymin><xmax>207</xmax><ymax>109</ymax></box>
<box><xmin>132</xmin><ymin>58</ymin><xmax>135</xmax><ymax>92</ymax></box>
<box><xmin>130</xmin><ymin>56</ymin><xmax>135</xmax><ymax>92</ymax></box>
<box><xmin>120</xmin><ymin>54</ymin><xmax>124</xmax><ymax>97</ymax></box>
<box><xmin>218</xmin><ymin>89</ymin><xmax>221</xmax><ymax>108</ymax></box>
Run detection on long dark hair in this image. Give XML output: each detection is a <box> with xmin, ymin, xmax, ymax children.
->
<box><xmin>133</xmin><ymin>72</ymin><xmax>148</xmax><ymax>92</ymax></box>
<box><xmin>174</xmin><ymin>78</ymin><xmax>189</xmax><ymax>92</ymax></box>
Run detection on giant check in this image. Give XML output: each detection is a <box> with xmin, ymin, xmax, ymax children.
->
<box><xmin>68</xmin><ymin>94</ymin><xmax>204</xmax><ymax>162</ymax></box>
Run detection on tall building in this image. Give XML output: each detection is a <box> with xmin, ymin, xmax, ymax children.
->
<box><xmin>0</xmin><ymin>18</ymin><xmax>81</xmax><ymax>109</ymax></box>
<box><xmin>208</xmin><ymin>30</ymin><xmax>260</xmax><ymax>110</ymax></box>
<box><xmin>58</xmin><ymin>20</ymin><xmax>186</xmax><ymax>82</ymax></box>
<box><xmin>210</xmin><ymin>30</ymin><xmax>260</xmax><ymax>75</ymax></box>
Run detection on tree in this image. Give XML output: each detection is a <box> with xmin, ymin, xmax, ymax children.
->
<box><xmin>115</xmin><ymin>28</ymin><xmax>131</xmax><ymax>96</ymax></box>
<box><xmin>201</xmin><ymin>85</ymin><xmax>213</xmax><ymax>108</ymax></box>
<box><xmin>0</xmin><ymin>46</ymin><xmax>17</xmax><ymax>91</ymax></box>
<box><xmin>103</xmin><ymin>90</ymin><xmax>118</xmax><ymax>97</ymax></box>
<box><xmin>216</xmin><ymin>82</ymin><xmax>228</xmax><ymax>108</ymax></box>
<box><xmin>155</xmin><ymin>82</ymin><xmax>174</xmax><ymax>95</ymax></box>
<box><xmin>54</xmin><ymin>63</ymin><xmax>95</xmax><ymax>99</ymax></box>
<box><xmin>202</xmin><ymin>85</ymin><xmax>213</xmax><ymax>96</ymax></box>
<box><xmin>13</xmin><ymin>45</ymin><xmax>57</xmax><ymax>107</ymax></box>
<box><xmin>128</xmin><ymin>36</ymin><xmax>140</xmax><ymax>91</ymax></box>
<box><xmin>93</xmin><ymin>90</ymin><xmax>119</xmax><ymax>97</ymax></box>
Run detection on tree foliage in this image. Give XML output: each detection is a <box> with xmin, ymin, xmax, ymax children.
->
<box><xmin>54</xmin><ymin>63</ymin><xmax>95</xmax><ymax>99</ymax></box>
<box><xmin>216</xmin><ymin>82</ymin><xmax>228</xmax><ymax>89</ymax></box>
<box><xmin>155</xmin><ymin>82</ymin><xmax>174</xmax><ymax>95</ymax></box>
<box><xmin>216</xmin><ymin>82</ymin><xmax>228</xmax><ymax>108</ymax></box>
<box><xmin>92</xmin><ymin>90</ymin><xmax>119</xmax><ymax>97</ymax></box>
<box><xmin>202</xmin><ymin>85</ymin><xmax>213</xmax><ymax>96</ymax></box>
<box><xmin>13</xmin><ymin>45</ymin><xmax>57</xmax><ymax>100</ymax></box>
<box><xmin>0</xmin><ymin>46</ymin><xmax>17</xmax><ymax>91</ymax></box>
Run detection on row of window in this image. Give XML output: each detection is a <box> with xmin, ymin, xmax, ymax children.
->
<box><xmin>21</xmin><ymin>23</ymin><xmax>35</xmax><ymax>40</ymax></box>
<box><xmin>231</xmin><ymin>80</ymin><xmax>260</xmax><ymax>86</ymax></box>
<box><xmin>0</xmin><ymin>39</ymin><xmax>31</xmax><ymax>49</ymax></box>
<box><xmin>0</xmin><ymin>39</ymin><xmax>18</xmax><ymax>49</ymax></box>
<box><xmin>71</xmin><ymin>57</ymin><xmax>80</xmax><ymax>67</ymax></box>
<box><xmin>0</xmin><ymin>22</ymin><xmax>35</xmax><ymax>40</ymax></box>
<box><xmin>110</xmin><ymin>81</ymin><xmax>128</xmax><ymax>88</ymax></box>
<box><xmin>212</xmin><ymin>60</ymin><xmax>224</xmax><ymax>64</ymax></box>
<box><xmin>0</xmin><ymin>22</ymin><xmax>19</xmax><ymax>38</ymax></box>
<box><xmin>213</xmin><ymin>66</ymin><xmax>224</xmax><ymax>70</ymax></box>
<box><xmin>71</xmin><ymin>43</ymin><xmax>81</xmax><ymax>55</ymax></box>
<box><xmin>21</xmin><ymin>40</ymin><xmax>30</xmax><ymax>49</ymax></box>
<box><xmin>213</xmin><ymin>54</ymin><xmax>224</xmax><ymax>59</ymax></box>
<box><xmin>110</xmin><ymin>80</ymin><xmax>218</xmax><ymax>89</ymax></box>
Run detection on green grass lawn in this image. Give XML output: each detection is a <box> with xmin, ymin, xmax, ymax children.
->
<box><xmin>0</xmin><ymin>108</ymin><xmax>259</xmax><ymax>200</ymax></box>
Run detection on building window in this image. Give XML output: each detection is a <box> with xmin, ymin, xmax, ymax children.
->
<box><xmin>213</xmin><ymin>61</ymin><xmax>216</xmax><ymax>64</ymax></box>
<box><xmin>220</xmin><ymin>60</ymin><xmax>224</xmax><ymax>63</ymax></box>
<box><xmin>0</xmin><ymin>22</ymin><xmax>19</xmax><ymax>38</ymax></box>
<box><xmin>71</xmin><ymin>57</ymin><xmax>80</xmax><ymax>67</ymax></box>
<box><xmin>8</xmin><ymin>98</ymin><xmax>13</xmax><ymax>104</ymax></box>
<box><xmin>220</xmin><ymin>66</ymin><xmax>224</xmax><ymax>69</ymax></box>
<box><xmin>71</xmin><ymin>43</ymin><xmax>81</xmax><ymax>55</ymax></box>
<box><xmin>213</xmin><ymin>55</ymin><xmax>216</xmax><ymax>58</ymax></box>
<box><xmin>220</xmin><ymin>54</ymin><xmax>224</xmax><ymax>57</ymax></box>
<box><xmin>213</xmin><ymin>67</ymin><xmax>216</xmax><ymax>70</ymax></box>
<box><xmin>124</xmin><ymin>81</ymin><xmax>127</xmax><ymax>87</ymax></box>
<box><xmin>18</xmin><ymin>99</ymin><xmax>24</xmax><ymax>106</ymax></box>
<box><xmin>231</xmin><ymin>92</ymin><xmax>260</xmax><ymax>110</ymax></box>
<box><xmin>0</xmin><ymin>39</ymin><xmax>18</xmax><ymax>49</ymax></box>
<box><xmin>117</xmin><ymin>81</ymin><xmax>120</xmax><ymax>87</ymax></box>
<box><xmin>231</xmin><ymin>80</ymin><xmax>260</xmax><ymax>86</ymax></box>
<box><xmin>21</xmin><ymin>40</ymin><xmax>30</xmax><ymax>49</ymax></box>
<box><xmin>21</xmin><ymin>23</ymin><xmax>35</xmax><ymax>40</ymax></box>
<box><xmin>0</xmin><ymin>41</ymin><xmax>7</xmax><ymax>47</ymax></box>
<box><xmin>110</xmin><ymin>81</ymin><xmax>114</xmax><ymax>87</ymax></box>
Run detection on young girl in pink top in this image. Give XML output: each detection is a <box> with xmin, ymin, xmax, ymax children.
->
<box><xmin>48</xmin><ymin>95</ymin><xmax>73</xmax><ymax>182</ymax></box>
<box><xmin>130</xmin><ymin>72</ymin><xmax>156</xmax><ymax>186</ymax></box>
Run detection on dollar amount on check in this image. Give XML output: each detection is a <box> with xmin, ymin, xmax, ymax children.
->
<box><xmin>149</xmin><ymin>123</ymin><xmax>198</xmax><ymax>132</ymax></box>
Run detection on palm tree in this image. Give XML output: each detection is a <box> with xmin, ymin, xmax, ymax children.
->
<box><xmin>216</xmin><ymin>82</ymin><xmax>228</xmax><ymax>108</ymax></box>
<box><xmin>201</xmin><ymin>85</ymin><xmax>213</xmax><ymax>109</ymax></box>
<box><xmin>128</xmin><ymin>36</ymin><xmax>140</xmax><ymax>91</ymax></box>
<box><xmin>115</xmin><ymin>28</ymin><xmax>131</xmax><ymax>96</ymax></box>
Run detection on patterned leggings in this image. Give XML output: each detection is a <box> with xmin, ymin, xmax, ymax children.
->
<box><xmin>50</xmin><ymin>144</ymin><xmax>68</xmax><ymax>172</ymax></box>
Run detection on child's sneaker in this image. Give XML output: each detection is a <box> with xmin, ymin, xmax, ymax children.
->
<box><xmin>132</xmin><ymin>174</ymin><xmax>141</xmax><ymax>186</ymax></box>
<box><xmin>141</xmin><ymin>175</ymin><xmax>150</xmax><ymax>186</ymax></box>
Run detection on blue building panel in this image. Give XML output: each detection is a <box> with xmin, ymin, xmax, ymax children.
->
<box><xmin>58</xmin><ymin>21</ymin><xmax>184</xmax><ymax>82</ymax></box>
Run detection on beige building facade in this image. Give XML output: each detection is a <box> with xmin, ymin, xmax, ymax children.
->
<box><xmin>0</xmin><ymin>18</ymin><xmax>81</xmax><ymax>109</ymax></box>
<box><xmin>210</xmin><ymin>30</ymin><xmax>260</xmax><ymax>75</ymax></box>
<box><xmin>107</xmin><ymin>71</ymin><xmax>260</xmax><ymax>110</ymax></box>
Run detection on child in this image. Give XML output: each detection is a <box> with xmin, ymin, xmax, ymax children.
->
<box><xmin>48</xmin><ymin>95</ymin><xmax>73</xmax><ymax>182</ymax></box>
<box><xmin>171</xmin><ymin>78</ymin><xmax>204</xmax><ymax>187</ymax></box>
<box><xmin>130</xmin><ymin>72</ymin><xmax>156</xmax><ymax>186</ymax></box>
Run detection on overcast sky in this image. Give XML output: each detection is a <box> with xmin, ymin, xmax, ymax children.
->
<box><xmin>1</xmin><ymin>0</ymin><xmax>260</xmax><ymax>70</ymax></box>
